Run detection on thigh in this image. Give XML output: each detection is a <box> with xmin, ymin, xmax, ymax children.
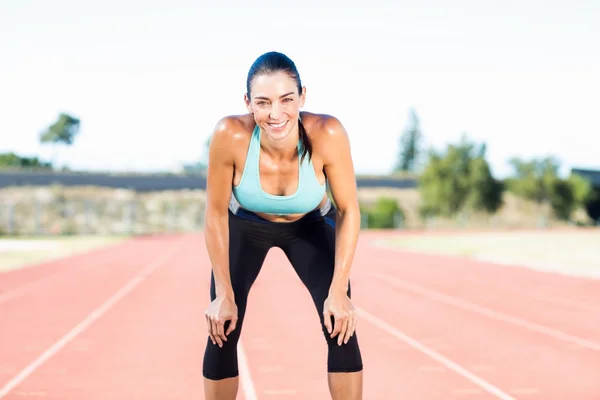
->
<box><xmin>210</xmin><ymin>211</ymin><xmax>273</xmax><ymax>310</ymax></box>
<box><xmin>279</xmin><ymin>208</ymin><xmax>350</xmax><ymax>315</ymax></box>
<box><xmin>278</xmin><ymin>210</ymin><xmax>363</xmax><ymax>373</ymax></box>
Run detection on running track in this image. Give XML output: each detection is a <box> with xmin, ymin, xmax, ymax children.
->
<box><xmin>0</xmin><ymin>232</ymin><xmax>598</xmax><ymax>399</ymax></box>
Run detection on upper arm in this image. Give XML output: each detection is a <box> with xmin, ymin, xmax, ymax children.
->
<box><xmin>205</xmin><ymin>118</ymin><xmax>236</xmax><ymax>217</ymax></box>
<box><xmin>320</xmin><ymin>116</ymin><xmax>359</xmax><ymax>214</ymax></box>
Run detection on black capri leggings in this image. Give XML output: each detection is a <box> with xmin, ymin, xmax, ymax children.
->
<box><xmin>202</xmin><ymin>200</ymin><xmax>363</xmax><ymax>380</ymax></box>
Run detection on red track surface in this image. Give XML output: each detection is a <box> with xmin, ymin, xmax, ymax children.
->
<box><xmin>1</xmin><ymin>232</ymin><xmax>599</xmax><ymax>399</ymax></box>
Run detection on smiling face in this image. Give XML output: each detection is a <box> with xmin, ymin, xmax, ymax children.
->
<box><xmin>245</xmin><ymin>70</ymin><xmax>306</xmax><ymax>143</ymax></box>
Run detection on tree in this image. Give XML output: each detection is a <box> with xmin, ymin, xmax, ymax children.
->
<box><xmin>394</xmin><ymin>108</ymin><xmax>422</xmax><ymax>173</ymax></box>
<box><xmin>553</xmin><ymin>172</ymin><xmax>595</xmax><ymax>221</ymax></box>
<box><xmin>465</xmin><ymin>148</ymin><xmax>503</xmax><ymax>213</ymax></box>
<box><xmin>505</xmin><ymin>156</ymin><xmax>560</xmax><ymax>205</ymax></box>
<box><xmin>0</xmin><ymin>152</ymin><xmax>52</xmax><ymax>169</ymax></box>
<box><xmin>418</xmin><ymin>134</ymin><xmax>502</xmax><ymax>217</ymax></box>
<box><xmin>567</xmin><ymin>172</ymin><xmax>595</xmax><ymax>207</ymax></box>
<box><xmin>39</xmin><ymin>112</ymin><xmax>81</xmax><ymax>167</ymax></box>
<box><xmin>505</xmin><ymin>157</ymin><xmax>594</xmax><ymax>221</ymax></box>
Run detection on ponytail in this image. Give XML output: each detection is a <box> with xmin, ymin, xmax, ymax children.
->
<box><xmin>298</xmin><ymin>119</ymin><xmax>312</xmax><ymax>163</ymax></box>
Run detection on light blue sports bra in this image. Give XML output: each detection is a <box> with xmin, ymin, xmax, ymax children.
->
<box><xmin>232</xmin><ymin>122</ymin><xmax>327</xmax><ymax>215</ymax></box>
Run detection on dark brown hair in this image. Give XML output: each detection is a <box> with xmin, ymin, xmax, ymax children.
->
<box><xmin>246</xmin><ymin>51</ymin><xmax>312</xmax><ymax>162</ymax></box>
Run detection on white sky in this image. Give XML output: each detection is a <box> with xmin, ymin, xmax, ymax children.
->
<box><xmin>1</xmin><ymin>0</ymin><xmax>599</xmax><ymax>177</ymax></box>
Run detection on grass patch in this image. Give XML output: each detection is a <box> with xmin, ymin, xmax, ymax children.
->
<box><xmin>375</xmin><ymin>229</ymin><xmax>600</xmax><ymax>275</ymax></box>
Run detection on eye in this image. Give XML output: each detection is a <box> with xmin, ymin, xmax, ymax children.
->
<box><xmin>283</xmin><ymin>98</ymin><xmax>293</xmax><ymax>102</ymax></box>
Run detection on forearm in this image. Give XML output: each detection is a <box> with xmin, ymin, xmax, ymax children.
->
<box><xmin>204</xmin><ymin>212</ymin><xmax>234</xmax><ymax>298</ymax></box>
<box><xmin>329</xmin><ymin>206</ymin><xmax>361</xmax><ymax>294</ymax></box>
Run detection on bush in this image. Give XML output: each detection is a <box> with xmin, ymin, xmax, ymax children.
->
<box><xmin>362</xmin><ymin>197</ymin><xmax>405</xmax><ymax>229</ymax></box>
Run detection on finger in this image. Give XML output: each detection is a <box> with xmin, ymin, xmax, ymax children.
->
<box><xmin>211</xmin><ymin>319</ymin><xmax>223</xmax><ymax>347</ymax></box>
<box><xmin>338</xmin><ymin>319</ymin><xmax>348</xmax><ymax>346</ymax></box>
<box><xmin>226</xmin><ymin>317</ymin><xmax>238</xmax><ymax>335</ymax></box>
<box><xmin>206</xmin><ymin>315</ymin><xmax>216</xmax><ymax>345</ymax></box>
<box><xmin>343</xmin><ymin>313</ymin><xmax>355</xmax><ymax>344</ymax></box>
<box><xmin>217</xmin><ymin>319</ymin><xmax>227</xmax><ymax>342</ymax></box>
<box><xmin>331</xmin><ymin>315</ymin><xmax>343</xmax><ymax>338</ymax></box>
<box><xmin>323</xmin><ymin>311</ymin><xmax>333</xmax><ymax>334</ymax></box>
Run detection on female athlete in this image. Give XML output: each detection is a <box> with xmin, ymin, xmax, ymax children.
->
<box><xmin>202</xmin><ymin>51</ymin><xmax>363</xmax><ymax>400</ymax></box>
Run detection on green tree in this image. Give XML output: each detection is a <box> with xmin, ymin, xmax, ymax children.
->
<box><xmin>567</xmin><ymin>172</ymin><xmax>595</xmax><ymax>207</ymax></box>
<box><xmin>39</xmin><ymin>112</ymin><xmax>81</xmax><ymax>166</ymax></box>
<box><xmin>394</xmin><ymin>108</ymin><xmax>422</xmax><ymax>173</ymax></box>
<box><xmin>552</xmin><ymin>172</ymin><xmax>595</xmax><ymax>221</ymax></box>
<box><xmin>549</xmin><ymin>179</ymin><xmax>575</xmax><ymax>220</ymax></box>
<box><xmin>0</xmin><ymin>152</ymin><xmax>52</xmax><ymax>169</ymax></box>
<box><xmin>465</xmin><ymin>149</ymin><xmax>503</xmax><ymax>213</ymax></box>
<box><xmin>505</xmin><ymin>157</ymin><xmax>594</xmax><ymax>221</ymax></box>
<box><xmin>505</xmin><ymin>156</ymin><xmax>560</xmax><ymax>205</ymax></box>
<box><xmin>418</xmin><ymin>134</ymin><xmax>502</xmax><ymax>217</ymax></box>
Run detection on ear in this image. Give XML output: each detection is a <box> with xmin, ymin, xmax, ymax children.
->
<box><xmin>244</xmin><ymin>93</ymin><xmax>253</xmax><ymax>113</ymax></box>
<box><xmin>299</xmin><ymin>86</ymin><xmax>307</xmax><ymax>108</ymax></box>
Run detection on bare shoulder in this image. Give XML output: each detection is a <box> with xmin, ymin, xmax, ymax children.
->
<box><xmin>300</xmin><ymin>111</ymin><xmax>351</xmax><ymax>163</ymax></box>
<box><xmin>208</xmin><ymin>114</ymin><xmax>254</xmax><ymax>162</ymax></box>
<box><xmin>211</xmin><ymin>114</ymin><xmax>254</xmax><ymax>145</ymax></box>
<box><xmin>301</xmin><ymin>111</ymin><xmax>347</xmax><ymax>139</ymax></box>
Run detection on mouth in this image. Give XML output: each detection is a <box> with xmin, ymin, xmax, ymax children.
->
<box><xmin>267</xmin><ymin>120</ymin><xmax>288</xmax><ymax>130</ymax></box>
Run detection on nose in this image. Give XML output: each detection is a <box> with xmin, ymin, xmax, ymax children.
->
<box><xmin>269</xmin><ymin>102</ymin><xmax>282</xmax><ymax>120</ymax></box>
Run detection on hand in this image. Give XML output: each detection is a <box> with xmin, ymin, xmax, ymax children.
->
<box><xmin>205</xmin><ymin>294</ymin><xmax>238</xmax><ymax>347</ymax></box>
<box><xmin>323</xmin><ymin>290</ymin><xmax>357</xmax><ymax>346</ymax></box>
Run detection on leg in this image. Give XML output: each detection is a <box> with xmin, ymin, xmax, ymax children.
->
<box><xmin>279</xmin><ymin>209</ymin><xmax>363</xmax><ymax>400</ymax></box>
<box><xmin>203</xmin><ymin>211</ymin><xmax>272</xmax><ymax>400</ymax></box>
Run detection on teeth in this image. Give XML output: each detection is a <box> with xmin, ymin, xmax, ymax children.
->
<box><xmin>269</xmin><ymin>121</ymin><xmax>286</xmax><ymax>128</ymax></box>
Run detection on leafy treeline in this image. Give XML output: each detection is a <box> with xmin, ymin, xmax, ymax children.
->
<box><xmin>0</xmin><ymin>153</ymin><xmax>52</xmax><ymax>169</ymax></box>
<box><xmin>1</xmin><ymin>112</ymin><xmax>80</xmax><ymax>170</ymax></box>
<box><xmin>505</xmin><ymin>157</ymin><xmax>595</xmax><ymax>220</ymax></box>
<box><xmin>394</xmin><ymin>109</ymin><xmax>596</xmax><ymax>222</ymax></box>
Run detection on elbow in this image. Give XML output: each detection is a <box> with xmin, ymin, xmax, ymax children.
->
<box><xmin>336</xmin><ymin>199</ymin><xmax>360</xmax><ymax>217</ymax></box>
<box><xmin>336</xmin><ymin>202</ymin><xmax>361</xmax><ymax>225</ymax></box>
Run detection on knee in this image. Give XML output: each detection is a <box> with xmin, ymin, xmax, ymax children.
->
<box><xmin>325</xmin><ymin>332</ymin><xmax>363</xmax><ymax>373</ymax></box>
<box><xmin>202</xmin><ymin>336</ymin><xmax>241</xmax><ymax>380</ymax></box>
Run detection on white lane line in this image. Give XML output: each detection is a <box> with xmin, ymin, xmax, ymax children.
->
<box><xmin>357</xmin><ymin>307</ymin><xmax>517</xmax><ymax>400</ymax></box>
<box><xmin>375</xmin><ymin>272</ymin><xmax>600</xmax><ymax>351</ymax></box>
<box><xmin>238</xmin><ymin>340</ymin><xmax>258</xmax><ymax>400</ymax></box>
<box><xmin>0</xmin><ymin>242</ymin><xmax>185</xmax><ymax>399</ymax></box>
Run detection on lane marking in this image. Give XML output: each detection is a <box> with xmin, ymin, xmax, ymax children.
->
<box><xmin>0</xmin><ymin>242</ymin><xmax>185</xmax><ymax>399</ymax></box>
<box><xmin>358</xmin><ymin>307</ymin><xmax>517</xmax><ymax>400</ymax></box>
<box><xmin>238</xmin><ymin>340</ymin><xmax>258</xmax><ymax>400</ymax></box>
<box><xmin>375</xmin><ymin>273</ymin><xmax>600</xmax><ymax>351</ymax></box>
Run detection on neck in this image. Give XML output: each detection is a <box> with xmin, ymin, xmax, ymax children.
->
<box><xmin>259</xmin><ymin>125</ymin><xmax>300</xmax><ymax>161</ymax></box>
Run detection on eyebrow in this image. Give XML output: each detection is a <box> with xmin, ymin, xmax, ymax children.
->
<box><xmin>254</xmin><ymin>92</ymin><xmax>295</xmax><ymax>100</ymax></box>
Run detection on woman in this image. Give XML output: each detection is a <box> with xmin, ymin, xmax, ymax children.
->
<box><xmin>203</xmin><ymin>51</ymin><xmax>363</xmax><ymax>400</ymax></box>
